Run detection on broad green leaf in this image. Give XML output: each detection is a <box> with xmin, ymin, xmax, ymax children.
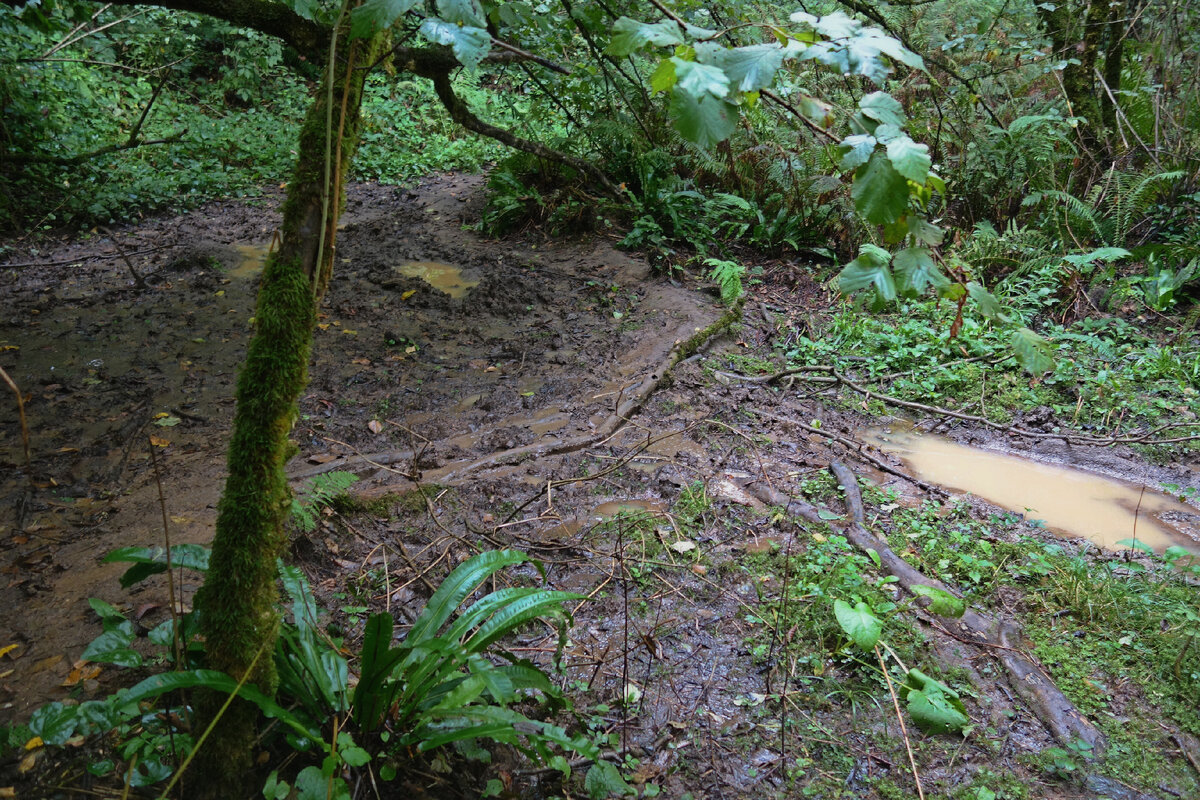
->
<box><xmin>789</xmin><ymin>11</ymin><xmax>859</xmax><ymax>40</ymax></box>
<box><xmin>892</xmin><ymin>246</ymin><xmax>946</xmax><ymax>295</ymax></box>
<box><xmin>649</xmin><ymin>59</ymin><xmax>676</xmax><ymax>92</ymax></box>
<box><xmin>117</xmin><ymin>670</ymin><xmax>323</xmax><ymax>743</ymax></box>
<box><xmin>852</xmin><ymin>150</ymin><xmax>909</xmax><ymax>225</ymax></box>
<box><xmin>966</xmin><ymin>281</ymin><xmax>1007</xmax><ymax>322</ymax></box>
<box><xmin>872</xmin><ymin>123</ymin><xmax>902</xmax><ymax>144</ymax></box>
<box><xmin>419</xmin><ymin>19</ymin><xmax>491</xmax><ymax>70</ymax></box>
<box><xmin>839</xmin><ymin>244</ymin><xmax>896</xmax><ymax>301</ymax></box>
<box><xmin>668</xmin><ymin>90</ymin><xmax>738</xmax><ymax>147</ymax></box>
<box><xmin>436</xmin><ymin>0</ymin><xmax>486</xmax><ymax>28</ymax></box>
<box><xmin>409</xmin><ymin>550</ymin><xmax>530</xmax><ymax>643</ymax></box>
<box><xmin>886</xmin><ymin>135</ymin><xmax>931</xmax><ymax>183</ymax></box>
<box><xmin>585</xmin><ymin>760</ymin><xmax>634</xmax><ymax>799</ymax></box>
<box><xmin>29</xmin><ymin>703</ymin><xmax>86</xmax><ymax>746</ymax></box>
<box><xmin>82</xmin><ymin>629</ymin><xmax>142</xmax><ymax>667</ymax></box>
<box><xmin>1011</xmin><ymin>327</ymin><xmax>1055</xmax><ymax>376</ymax></box>
<box><xmin>1116</xmin><ymin>538</ymin><xmax>1156</xmax><ymax>555</ymax></box>
<box><xmin>349</xmin><ymin>0</ymin><xmax>421</xmax><ymax>39</ymax></box>
<box><xmin>901</xmin><ymin>670</ymin><xmax>969</xmax><ymax>734</ymax></box>
<box><xmin>907</xmin><ymin>216</ymin><xmax>944</xmax><ymax>246</ymax></box>
<box><xmin>833</xmin><ymin>599</ymin><xmax>882</xmax><ymax>650</ymax></box>
<box><xmin>285</xmin><ymin>0</ymin><xmax>319</xmax><ymax>21</ymax></box>
<box><xmin>910</xmin><ymin>585</ymin><xmax>966</xmax><ymax>618</ymax></box>
<box><xmin>607</xmin><ymin>17</ymin><xmax>684</xmax><ymax>57</ymax></box>
<box><xmin>467</xmin><ymin>590</ymin><xmax>580</xmax><ymax>651</ymax></box>
<box><xmin>104</xmin><ymin>544</ymin><xmax>210</xmax><ymax>588</ymax></box>
<box><xmin>671</xmin><ymin>58</ymin><xmax>730</xmax><ymax>99</ymax></box>
<box><xmin>858</xmin><ymin>92</ymin><xmax>906</xmax><ymax>127</ymax></box>
<box><xmin>838</xmin><ymin>133</ymin><xmax>876</xmax><ymax>171</ymax></box>
<box><xmin>706</xmin><ymin>44</ymin><xmax>786</xmax><ymax>92</ymax></box>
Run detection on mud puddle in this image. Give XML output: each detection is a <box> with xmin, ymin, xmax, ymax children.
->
<box><xmin>395</xmin><ymin>260</ymin><xmax>479</xmax><ymax>298</ymax></box>
<box><xmin>866</xmin><ymin>424</ymin><xmax>1200</xmax><ymax>554</ymax></box>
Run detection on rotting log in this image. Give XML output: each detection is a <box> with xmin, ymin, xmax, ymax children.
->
<box><xmin>743</xmin><ymin>461</ymin><xmax>1107</xmax><ymax>756</ymax></box>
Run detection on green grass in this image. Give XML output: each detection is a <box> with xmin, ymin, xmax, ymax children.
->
<box><xmin>780</xmin><ymin>299</ymin><xmax>1199</xmax><ymax>451</ymax></box>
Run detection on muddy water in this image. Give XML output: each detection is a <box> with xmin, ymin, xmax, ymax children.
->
<box><xmin>230</xmin><ymin>243</ymin><xmax>269</xmax><ymax>278</ymax></box>
<box><xmin>866</xmin><ymin>426</ymin><xmax>1199</xmax><ymax>554</ymax></box>
<box><xmin>395</xmin><ymin>261</ymin><xmax>479</xmax><ymax>298</ymax></box>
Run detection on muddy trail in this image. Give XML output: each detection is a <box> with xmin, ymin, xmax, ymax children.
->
<box><xmin>2</xmin><ymin>175</ymin><xmax>1199</xmax><ymax>799</ymax></box>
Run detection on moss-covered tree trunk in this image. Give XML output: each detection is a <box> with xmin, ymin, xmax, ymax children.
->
<box><xmin>190</xmin><ymin>29</ymin><xmax>376</xmax><ymax>797</ymax></box>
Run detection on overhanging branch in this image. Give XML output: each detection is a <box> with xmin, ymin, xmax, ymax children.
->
<box><xmin>424</xmin><ymin>69</ymin><xmax>623</xmax><ymax>199</ymax></box>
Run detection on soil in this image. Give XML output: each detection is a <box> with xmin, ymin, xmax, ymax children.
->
<box><xmin>2</xmin><ymin>175</ymin><xmax>1198</xmax><ymax>799</ymax></box>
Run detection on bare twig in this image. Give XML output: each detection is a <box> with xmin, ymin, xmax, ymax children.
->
<box><xmin>876</xmin><ymin>644</ymin><xmax>925</xmax><ymax>800</ymax></box>
<box><xmin>0</xmin><ymin>365</ymin><xmax>31</xmax><ymax>470</ymax></box>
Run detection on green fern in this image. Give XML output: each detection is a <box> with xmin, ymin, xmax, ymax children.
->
<box><xmin>705</xmin><ymin>257</ymin><xmax>746</xmax><ymax>306</ymax></box>
<box><xmin>290</xmin><ymin>471</ymin><xmax>358</xmax><ymax>532</ymax></box>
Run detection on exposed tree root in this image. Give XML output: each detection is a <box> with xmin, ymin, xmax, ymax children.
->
<box><xmin>743</xmin><ymin>460</ymin><xmax>1107</xmax><ymax>757</ymax></box>
<box><xmin>293</xmin><ymin>300</ymin><xmax>744</xmax><ymax>489</ymax></box>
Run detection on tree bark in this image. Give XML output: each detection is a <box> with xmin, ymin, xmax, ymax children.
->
<box><xmin>189</xmin><ymin>24</ymin><xmax>377</xmax><ymax>795</ymax></box>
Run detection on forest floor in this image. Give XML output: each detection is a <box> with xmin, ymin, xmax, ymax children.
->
<box><xmin>1</xmin><ymin>175</ymin><xmax>1199</xmax><ymax>799</ymax></box>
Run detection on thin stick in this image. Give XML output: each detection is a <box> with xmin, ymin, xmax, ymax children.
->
<box><xmin>0</xmin><ymin>366</ymin><xmax>31</xmax><ymax>470</ymax></box>
<box><xmin>149</xmin><ymin>439</ymin><xmax>182</xmax><ymax>669</ymax></box>
<box><xmin>876</xmin><ymin>644</ymin><xmax>925</xmax><ymax>800</ymax></box>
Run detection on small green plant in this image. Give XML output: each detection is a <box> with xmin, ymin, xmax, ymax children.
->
<box><xmin>290</xmin><ymin>471</ymin><xmax>359</xmax><ymax>532</ymax></box>
<box><xmin>705</xmin><ymin>258</ymin><xmax>746</xmax><ymax>306</ymax></box>
<box><xmin>832</xmin><ymin>590</ymin><xmax>970</xmax><ymax>736</ymax></box>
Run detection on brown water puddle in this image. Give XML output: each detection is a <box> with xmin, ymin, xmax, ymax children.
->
<box><xmin>396</xmin><ymin>261</ymin><xmax>479</xmax><ymax>298</ymax></box>
<box><xmin>865</xmin><ymin>426</ymin><xmax>1199</xmax><ymax>554</ymax></box>
<box><xmin>231</xmin><ymin>243</ymin><xmax>269</xmax><ymax>278</ymax></box>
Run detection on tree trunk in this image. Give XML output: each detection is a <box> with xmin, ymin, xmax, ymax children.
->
<box><xmin>190</xmin><ymin>28</ymin><xmax>376</xmax><ymax>797</ymax></box>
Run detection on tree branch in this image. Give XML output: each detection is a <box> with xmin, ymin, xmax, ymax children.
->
<box><xmin>1</xmin><ymin>0</ymin><xmax>330</xmax><ymax>60</ymax></box>
<box><xmin>423</xmin><ymin>68</ymin><xmax>623</xmax><ymax>198</ymax></box>
<box><xmin>1</xmin><ymin>131</ymin><xmax>186</xmax><ymax>165</ymax></box>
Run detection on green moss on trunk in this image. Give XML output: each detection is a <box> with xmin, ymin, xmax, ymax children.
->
<box><xmin>190</xmin><ymin>30</ymin><xmax>380</xmax><ymax>797</ymax></box>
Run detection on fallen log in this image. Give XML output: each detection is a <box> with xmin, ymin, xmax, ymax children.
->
<box><xmin>743</xmin><ymin>461</ymin><xmax>1107</xmax><ymax>757</ymax></box>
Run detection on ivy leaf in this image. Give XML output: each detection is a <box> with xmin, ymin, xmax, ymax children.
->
<box><xmin>886</xmin><ymin>135</ymin><xmax>931</xmax><ymax>183</ymax></box>
<box><xmin>834</xmin><ymin>599</ymin><xmax>882</xmax><ymax>650</ymax></box>
<box><xmin>671</xmin><ymin>58</ymin><xmax>730</xmax><ymax>99</ymax></box>
<box><xmin>1011</xmin><ymin>327</ymin><xmax>1056</xmax><ymax>376</ymax></box>
<box><xmin>901</xmin><ymin>670</ymin><xmax>969</xmax><ymax>734</ymax></box>
<box><xmin>706</xmin><ymin>44</ymin><xmax>786</xmax><ymax>92</ymax></box>
<box><xmin>852</xmin><ymin>150</ymin><xmax>909</xmax><ymax>225</ymax></box>
<box><xmin>910</xmin><ymin>585</ymin><xmax>966</xmax><ymax>618</ymax></box>
<box><xmin>858</xmin><ymin>92</ymin><xmax>906</xmax><ymax>127</ymax></box>
<box><xmin>349</xmin><ymin>0</ymin><xmax>421</xmax><ymax>39</ymax></box>
<box><xmin>668</xmin><ymin>90</ymin><xmax>738</xmax><ymax>147</ymax></box>
<box><xmin>966</xmin><ymin>281</ymin><xmax>1007</xmax><ymax>322</ymax></box>
<box><xmin>419</xmin><ymin>19</ymin><xmax>491</xmax><ymax>70</ymax></box>
<box><xmin>892</xmin><ymin>247</ymin><xmax>946</xmax><ymax>295</ymax></box>
<box><xmin>838</xmin><ymin>134</ymin><xmax>876</xmax><ymax>171</ymax></box>
<box><xmin>839</xmin><ymin>244</ymin><xmax>896</xmax><ymax>301</ymax></box>
<box><xmin>607</xmin><ymin>17</ymin><xmax>684</xmax><ymax>56</ymax></box>
<box><xmin>436</xmin><ymin>0</ymin><xmax>486</xmax><ymax>28</ymax></box>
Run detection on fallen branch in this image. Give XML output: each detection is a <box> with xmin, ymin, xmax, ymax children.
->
<box><xmin>291</xmin><ymin>300</ymin><xmax>745</xmax><ymax>486</ymax></box>
<box><xmin>743</xmin><ymin>462</ymin><xmax>1107</xmax><ymax>755</ymax></box>
<box><xmin>1</xmin><ymin>365</ymin><xmax>31</xmax><ymax>470</ymax></box>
